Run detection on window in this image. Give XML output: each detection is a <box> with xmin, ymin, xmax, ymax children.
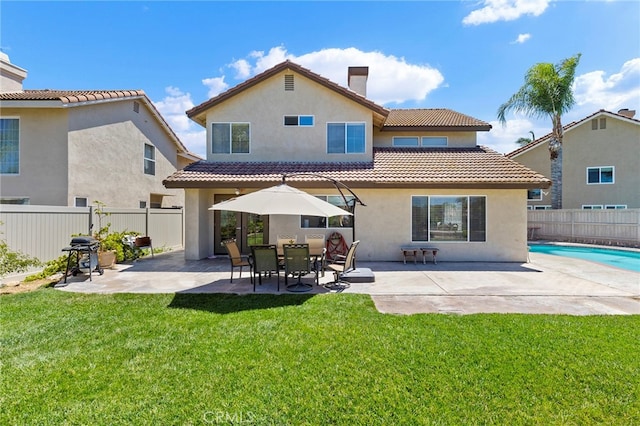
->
<box><xmin>392</xmin><ymin>136</ymin><xmax>448</xmax><ymax>147</ymax></box>
<box><xmin>212</xmin><ymin>123</ymin><xmax>250</xmax><ymax>154</ymax></box>
<box><xmin>300</xmin><ymin>195</ymin><xmax>354</xmax><ymax>229</ymax></box>
<box><xmin>140</xmin><ymin>201</ymin><xmax>147</xmax><ymax>208</ymax></box>
<box><xmin>582</xmin><ymin>205</ymin><xmax>603</xmax><ymax>210</ymax></box>
<box><xmin>411</xmin><ymin>196</ymin><xmax>486</xmax><ymax>242</ymax></box>
<box><xmin>0</xmin><ymin>197</ymin><xmax>29</xmax><ymax>205</ymax></box>
<box><xmin>133</xmin><ymin>101</ymin><xmax>140</xmax><ymax>113</ymax></box>
<box><xmin>422</xmin><ymin>137</ymin><xmax>448</xmax><ymax>147</ymax></box>
<box><xmin>527</xmin><ymin>189</ymin><xmax>542</xmax><ymax>200</ymax></box>
<box><xmin>144</xmin><ymin>144</ymin><xmax>155</xmax><ymax>175</ymax></box>
<box><xmin>587</xmin><ymin>166</ymin><xmax>614</xmax><ymax>184</ymax></box>
<box><xmin>327</xmin><ymin>123</ymin><xmax>365</xmax><ymax>153</ymax></box>
<box><xmin>0</xmin><ymin>118</ymin><xmax>19</xmax><ymax>174</ymax></box>
<box><xmin>591</xmin><ymin>118</ymin><xmax>607</xmax><ymax>130</ymax></box>
<box><xmin>75</xmin><ymin>197</ymin><xmax>88</xmax><ymax>207</ymax></box>
<box><xmin>393</xmin><ymin>137</ymin><xmax>419</xmax><ymax>147</ymax></box>
<box><xmin>605</xmin><ymin>205</ymin><xmax>627</xmax><ymax>209</ymax></box>
<box><xmin>284</xmin><ymin>115</ymin><xmax>314</xmax><ymax>126</ymax></box>
<box><xmin>533</xmin><ymin>205</ymin><xmax>551</xmax><ymax>210</ymax></box>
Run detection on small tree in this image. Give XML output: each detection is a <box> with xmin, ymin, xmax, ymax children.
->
<box><xmin>0</xmin><ymin>222</ymin><xmax>41</xmax><ymax>278</ymax></box>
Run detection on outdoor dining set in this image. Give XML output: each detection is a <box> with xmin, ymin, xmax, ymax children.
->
<box><xmin>222</xmin><ymin>235</ymin><xmax>361</xmax><ymax>293</ymax></box>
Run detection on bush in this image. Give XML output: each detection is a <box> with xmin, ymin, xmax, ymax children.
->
<box><xmin>0</xmin><ymin>239</ymin><xmax>41</xmax><ymax>278</ymax></box>
<box><xmin>23</xmin><ymin>254</ymin><xmax>68</xmax><ymax>282</ymax></box>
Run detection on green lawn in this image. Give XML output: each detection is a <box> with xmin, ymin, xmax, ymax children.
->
<box><xmin>1</xmin><ymin>289</ymin><xmax>638</xmax><ymax>425</ymax></box>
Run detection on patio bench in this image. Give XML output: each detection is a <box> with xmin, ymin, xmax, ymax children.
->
<box><xmin>400</xmin><ymin>246</ymin><xmax>439</xmax><ymax>264</ymax></box>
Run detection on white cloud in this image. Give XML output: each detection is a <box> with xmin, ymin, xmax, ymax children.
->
<box><xmin>572</xmin><ymin>58</ymin><xmax>640</xmax><ymax>117</ymax></box>
<box><xmin>479</xmin><ymin>117</ymin><xmax>548</xmax><ymax>154</ymax></box>
<box><xmin>153</xmin><ymin>86</ymin><xmax>206</xmax><ymax>157</ymax></box>
<box><xmin>208</xmin><ymin>46</ymin><xmax>444</xmax><ymax>106</ymax></box>
<box><xmin>512</xmin><ymin>33</ymin><xmax>532</xmax><ymax>44</ymax></box>
<box><xmin>463</xmin><ymin>0</ymin><xmax>550</xmax><ymax>25</ymax></box>
<box><xmin>202</xmin><ymin>76</ymin><xmax>229</xmax><ymax>99</ymax></box>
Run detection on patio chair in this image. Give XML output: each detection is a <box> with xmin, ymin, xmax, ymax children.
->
<box><xmin>305</xmin><ymin>234</ymin><xmax>326</xmax><ymax>277</ymax></box>
<box><xmin>276</xmin><ymin>234</ymin><xmax>298</xmax><ymax>256</ymax></box>
<box><xmin>250</xmin><ymin>245</ymin><xmax>280</xmax><ymax>292</ymax></box>
<box><xmin>283</xmin><ymin>243</ymin><xmax>317</xmax><ymax>292</ymax></box>
<box><xmin>222</xmin><ymin>239</ymin><xmax>251</xmax><ymax>283</ymax></box>
<box><xmin>326</xmin><ymin>240</ymin><xmax>360</xmax><ymax>290</ymax></box>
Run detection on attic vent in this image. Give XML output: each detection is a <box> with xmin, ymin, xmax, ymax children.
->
<box><xmin>284</xmin><ymin>74</ymin><xmax>294</xmax><ymax>91</ymax></box>
<box><xmin>133</xmin><ymin>101</ymin><xmax>140</xmax><ymax>113</ymax></box>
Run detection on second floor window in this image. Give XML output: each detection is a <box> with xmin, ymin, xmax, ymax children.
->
<box><xmin>0</xmin><ymin>118</ymin><xmax>19</xmax><ymax>174</ymax></box>
<box><xmin>327</xmin><ymin>122</ymin><xmax>365</xmax><ymax>153</ymax></box>
<box><xmin>587</xmin><ymin>166</ymin><xmax>614</xmax><ymax>184</ymax></box>
<box><xmin>212</xmin><ymin>123</ymin><xmax>250</xmax><ymax>154</ymax></box>
<box><xmin>144</xmin><ymin>143</ymin><xmax>155</xmax><ymax>175</ymax></box>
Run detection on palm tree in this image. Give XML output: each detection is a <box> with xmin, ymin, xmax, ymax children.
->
<box><xmin>498</xmin><ymin>54</ymin><xmax>581</xmax><ymax>209</ymax></box>
<box><xmin>515</xmin><ymin>137</ymin><xmax>532</xmax><ymax>147</ymax></box>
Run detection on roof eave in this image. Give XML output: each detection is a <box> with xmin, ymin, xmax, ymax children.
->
<box><xmin>381</xmin><ymin>125</ymin><xmax>492</xmax><ymax>132</ymax></box>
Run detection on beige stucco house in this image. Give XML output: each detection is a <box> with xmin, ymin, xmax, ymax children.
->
<box><xmin>164</xmin><ymin>60</ymin><xmax>550</xmax><ymax>262</ymax></box>
<box><xmin>0</xmin><ymin>53</ymin><xmax>198</xmax><ymax>208</ymax></box>
<box><xmin>507</xmin><ymin>109</ymin><xmax>640</xmax><ymax>210</ymax></box>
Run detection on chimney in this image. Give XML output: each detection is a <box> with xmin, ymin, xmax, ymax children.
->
<box><xmin>617</xmin><ymin>108</ymin><xmax>636</xmax><ymax>119</ymax></box>
<box><xmin>348</xmin><ymin>66</ymin><xmax>368</xmax><ymax>97</ymax></box>
<box><xmin>0</xmin><ymin>52</ymin><xmax>28</xmax><ymax>93</ymax></box>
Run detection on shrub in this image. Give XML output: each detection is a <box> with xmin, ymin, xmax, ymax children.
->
<box><xmin>0</xmin><ymin>222</ymin><xmax>41</xmax><ymax>278</ymax></box>
<box><xmin>23</xmin><ymin>254</ymin><xmax>68</xmax><ymax>282</ymax></box>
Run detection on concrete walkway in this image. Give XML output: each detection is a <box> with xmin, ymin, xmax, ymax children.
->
<box><xmin>54</xmin><ymin>250</ymin><xmax>640</xmax><ymax>315</ymax></box>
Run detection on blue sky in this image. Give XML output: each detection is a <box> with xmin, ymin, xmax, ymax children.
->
<box><xmin>2</xmin><ymin>0</ymin><xmax>639</xmax><ymax>157</ymax></box>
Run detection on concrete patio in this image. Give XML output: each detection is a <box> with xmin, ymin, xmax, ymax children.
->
<box><xmin>54</xmin><ymin>249</ymin><xmax>640</xmax><ymax>315</ymax></box>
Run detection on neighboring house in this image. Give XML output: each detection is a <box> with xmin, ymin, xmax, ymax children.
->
<box><xmin>0</xmin><ymin>53</ymin><xmax>198</xmax><ymax>208</ymax></box>
<box><xmin>164</xmin><ymin>60</ymin><xmax>550</xmax><ymax>262</ymax></box>
<box><xmin>507</xmin><ymin>109</ymin><xmax>640</xmax><ymax>210</ymax></box>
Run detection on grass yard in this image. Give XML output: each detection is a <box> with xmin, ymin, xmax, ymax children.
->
<box><xmin>1</xmin><ymin>289</ymin><xmax>639</xmax><ymax>425</ymax></box>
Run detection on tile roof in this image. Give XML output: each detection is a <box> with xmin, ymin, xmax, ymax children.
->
<box><xmin>506</xmin><ymin>109</ymin><xmax>640</xmax><ymax>158</ymax></box>
<box><xmin>0</xmin><ymin>89</ymin><xmax>146</xmax><ymax>103</ymax></box>
<box><xmin>383</xmin><ymin>109</ymin><xmax>492</xmax><ymax>130</ymax></box>
<box><xmin>164</xmin><ymin>146</ymin><xmax>550</xmax><ymax>189</ymax></box>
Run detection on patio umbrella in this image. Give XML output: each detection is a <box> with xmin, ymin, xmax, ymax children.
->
<box><xmin>208</xmin><ymin>183</ymin><xmax>353</xmax><ymax>218</ymax></box>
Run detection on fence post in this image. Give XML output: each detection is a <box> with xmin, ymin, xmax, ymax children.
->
<box><xmin>88</xmin><ymin>205</ymin><xmax>94</xmax><ymax>236</ymax></box>
<box><xmin>145</xmin><ymin>208</ymin><xmax>150</xmax><ymax>236</ymax></box>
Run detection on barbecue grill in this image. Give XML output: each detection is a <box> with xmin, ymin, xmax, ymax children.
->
<box><xmin>61</xmin><ymin>236</ymin><xmax>104</xmax><ymax>283</ymax></box>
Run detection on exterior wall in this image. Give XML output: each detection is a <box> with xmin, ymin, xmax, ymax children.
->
<box><xmin>353</xmin><ymin>188</ymin><xmax>528</xmax><ymax>262</ymax></box>
<box><xmin>0</xmin><ymin>108</ymin><xmax>70</xmax><ymax>205</ymax></box>
<box><xmin>204</xmin><ymin>69</ymin><xmax>374</xmax><ymax>163</ymax></box>
<box><xmin>372</xmin><ymin>130</ymin><xmax>478</xmax><ymax>148</ymax></box>
<box><xmin>67</xmin><ymin>100</ymin><xmax>185</xmax><ymax>208</ymax></box>
<box><xmin>511</xmin><ymin>115</ymin><xmax>640</xmax><ymax>209</ymax></box>
<box><xmin>187</xmin><ymin>186</ymin><xmax>529</xmax><ymax>262</ymax></box>
<box><xmin>184</xmin><ymin>188</ymin><xmax>215</xmax><ymax>260</ymax></box>
<box><xmin>510</xmin><ymin>142</ymin><xmax>551</xmax><ymax>208</ymax></box>
<box><xmin>562</xmin><ymin>118</ymin><xmax>639</xmax><ymax>209</ymax></box>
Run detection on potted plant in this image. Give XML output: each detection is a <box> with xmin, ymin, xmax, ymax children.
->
<box><xmin>92</xmin><ymin>201</ymin><xmax>117</xmax><ymax>268</ymax></box>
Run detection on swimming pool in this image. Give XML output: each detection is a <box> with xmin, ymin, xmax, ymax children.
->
<box><xmin>529</xmin><ymin>244</ymin><xmax>640</xmax><ymax>272</ymax></box>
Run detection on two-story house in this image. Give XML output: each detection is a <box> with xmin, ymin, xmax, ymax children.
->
<box><xmin>507</xmin><ymin>109</ymin><xmax>640</xmax><ymax>210</ymax></box>
<box><xmin>0</xmin><ymin>53</ymin><xmax>198</xmax><ymax>208</ymax></box>
<box><xmin>164</xmin><ymin>60</ymin><xmax>550</xmax><ymax>262</ymax></box>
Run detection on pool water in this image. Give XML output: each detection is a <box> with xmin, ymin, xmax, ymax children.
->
<box><xmin>529</xmin><ymin>244</ymin><xmax>640</xmax><ymax>272</ymax></box>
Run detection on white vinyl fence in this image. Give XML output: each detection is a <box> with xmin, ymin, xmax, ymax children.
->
<box><xmin>528</xmin><ymin>209</ymin><xmax>640</xmax><ymax>247</ymax></box>
<box><xmin>0</xmin><ymin>205</ymin><xmax>184</xmax><ymax>267</ymax></box>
